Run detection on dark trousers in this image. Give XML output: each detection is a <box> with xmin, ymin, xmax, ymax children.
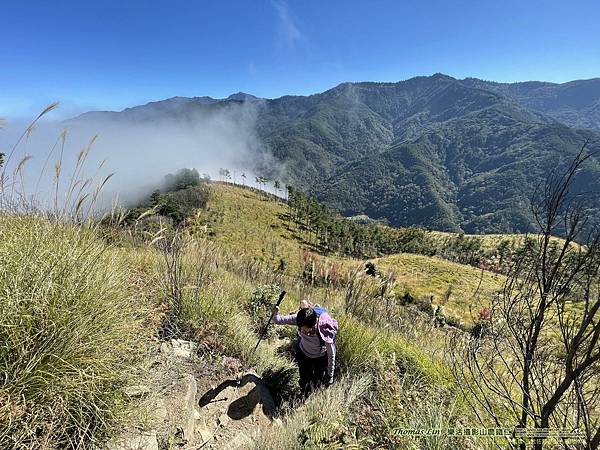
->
<box><xmin>295</xmin><ymin>343</ymin><xmax>327</xmax><ymax>397</ymax></box>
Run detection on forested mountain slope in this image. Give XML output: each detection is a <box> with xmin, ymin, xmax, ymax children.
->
<box><xmin>71</xmin><ymin>74</ymin><xmax>600</xmax><ymax>233</ymax></box>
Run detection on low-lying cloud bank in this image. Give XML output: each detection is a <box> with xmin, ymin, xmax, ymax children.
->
<box><xmin>0</xmin><ymin>100</ymin><xmax>276</xmax><ymax>212</ymax></box>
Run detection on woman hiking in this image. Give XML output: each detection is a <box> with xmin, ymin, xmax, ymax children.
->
<box><xmin>271</xmin><ymin>300</ymin><xmax>338</xmax><ymax>397</ymax></box>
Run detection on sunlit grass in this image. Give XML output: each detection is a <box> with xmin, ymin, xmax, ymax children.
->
<box><xmin>377</xmin><ymin>253</ymin><xmax>505</xmax><ymax>325</ymax></box>
<box><xmin>0</xmin><ymin>215</ymin><xmax>152</xmax><ymax>448</ymax></box>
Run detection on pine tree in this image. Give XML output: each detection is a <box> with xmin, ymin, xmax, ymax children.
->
<box><xmin>150</xmin><ymin>189</ymin><xmax>161</xmax><ymax>207</ymax></box>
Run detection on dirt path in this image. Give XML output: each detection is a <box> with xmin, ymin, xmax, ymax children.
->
<box><xmin>106</xmin><ymin>339</ymin><xmax>276</xmax><ymax>450</ymax></box>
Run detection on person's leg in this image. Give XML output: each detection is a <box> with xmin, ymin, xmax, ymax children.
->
<box><xmin>295</xmin><ymin>343</ymin><xmax>313</xmax><ymax>397</ymax></box>
<box><xmin>312</xmin><ymin>354</ymin><xmax>328</xmax><ymax>389</ymax></box>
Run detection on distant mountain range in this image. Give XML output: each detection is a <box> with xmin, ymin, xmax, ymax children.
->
<box><xmin>70</xmin><ymin>74</ymin><xmax>600</xmax><ymax>233</ymax></box>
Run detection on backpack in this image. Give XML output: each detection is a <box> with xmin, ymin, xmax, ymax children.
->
<box><xmin>312</xmin><ymin>305</ymin><xmax>338</xmax><ymax>346</ymax></box>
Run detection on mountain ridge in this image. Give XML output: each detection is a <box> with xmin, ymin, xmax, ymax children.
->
<box><xmin>69</xmin><ymin>74</ymin><xmax>600</xmax><ymax>233</ymax></box>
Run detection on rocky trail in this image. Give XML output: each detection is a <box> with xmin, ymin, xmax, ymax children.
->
<box><xmin>106</xmin><ymin>339</ymin><xmax>278</xmax><ymax>450</ymax></box>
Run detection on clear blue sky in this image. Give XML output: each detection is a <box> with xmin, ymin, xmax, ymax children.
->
<box><xmin>2</xmin><ymin>0</ymin><xmax>599</xmax><ymax>117</ymax></box>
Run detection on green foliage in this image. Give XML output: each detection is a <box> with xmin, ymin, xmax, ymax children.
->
<box><xmin>126</xmin><ymin>174</ymin><xmax>210</xmax><ymax>226</ymax></box>
<box><xmin>164</xmin><ymin>167</ymin><xmax>201</xmax><ymax>192</ymax></box>
<box><xmin>470</xmin><ymin>320</ymin><xmax>493</xmax><ymax>339</ymax></box>
<box><xmin>149</xmin><ymin>189</ymin><xmax>161</xmax><ymax>206</ymax></box>
<box><xmin>247</xmin><ymin>283</ymin><xmax>282</xmax><ymax>338</ymax></box>
<box><xmin>175</xmin><ymin>248</ymin><xmax>295</xmax><ymax>375</ymax></box>
<box><xmin>365</xmin><ymin>261</ymin><xmax>377</xmax><ymax>277</ymax></box>
<box><xmin>73</xmin><ymin>75</ymin><xmax>600</xmax><ymax>233</ymax></box>
<box><xmin>260</xmin><ymin>366</ymin><xmax>297</xmax><ymax>407</ymax></box>
<box><xmin>160</xmin><ymin>186</ymin><xmax>210</xmax><ymax>224</ymax></box>
<box><xmin>288</xmin><ymin>187</ymin><xmax>438</xmax><ymax>258</ymax></box>
<box><xmin>253</xmin><ymin>375</ymin><xmax>372</xmax><ymax>450</ymax></box>
<box><xmin>288</xmin><ymin>187</ymin><xmax>533</xmax><ymax>275</ymax></box>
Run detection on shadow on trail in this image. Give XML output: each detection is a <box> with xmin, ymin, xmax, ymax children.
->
<box><xmin>198</xmin><ymin>373</ymin><xmax>276</xmax><ymax>420</ymax></box>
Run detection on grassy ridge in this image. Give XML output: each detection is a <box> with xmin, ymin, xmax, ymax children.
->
<box><xmin>169</xmin><ymin>233</ymin><xmax>467</xmax><ymax>449</ymax></box>
<box><xmin>0</xmin><ymin>186</ymin><xmax>496</xmax><ymax>448</ymax></box>
<box><xmin>193</xmin><ymin>184</ymin><xmax>302</xmax><ymax>271</ymax></box>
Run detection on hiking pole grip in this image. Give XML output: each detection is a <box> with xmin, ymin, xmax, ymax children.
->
<box><xmin>276</xmin><ymin>290</ymin><xmax>287</xmax><ymax>307</ymax></box>
<box><xmin>252</xmin><ymin>290</ymin><xmax>286</xmax><ymax>353</ymax></box>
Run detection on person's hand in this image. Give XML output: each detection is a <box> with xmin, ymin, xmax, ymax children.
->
<box><xmin>271</xmin><ymin>305</ymin><xmax>280</xmax><ymax>316</ymax></box>
<box><xmin>300</xmin><ymin>299</ymin><xmax>314</xmax><ymax>309</ymax></box>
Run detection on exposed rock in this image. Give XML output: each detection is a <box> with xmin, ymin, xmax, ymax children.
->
<box><xmin>228</xmin><ymin>431</ymin><xmax>250</xmax><ymax>448</ymax></box>
<box><xmin>172</xmin><ymin>346</ymin><xmax>192</xmax><ymax>359</ymax></box>
<box><xmin>124</xmin><ymin>385</ymin><xmax>151</xmax><ymax>398</ymax></box>
<box><xmin>159</xmin><ymin>339</ymin><xmax>198</xmax><ymax>359</ymax></box>
<box><xmin>196</xmin><ymin>426</ymin><xmax>214</xmax><ymax>444</ymax></box>
<box><xmin>172</xmin><ymin>339</ymin><xmax>198</xmax><ymax>358</ymax></box>
<box><xmin>218</xmin><ymin>413</ymin><xmax>230</xmax><ymax>427</ymax></box>
<box><xmin>182</xmin><ymin>374</ymin><xmax>197</xmax><ymax>441</ymax></box>
<box><xmin>153</xmin><ymin>399</ymin><xmax>167</xmax><ymax>421</ymax></box>
<box><xmin>157</xmin><ymin>373</ymin><xmax>198</xmax><ymax>445</ymax></box>
<box><xmin>105</xmin><ymin>430</ymin><xmax>158</xmax><ymax>450</ymax></box>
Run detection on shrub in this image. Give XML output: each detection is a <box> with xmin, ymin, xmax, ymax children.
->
<box><xmin>365</xmin><ymin>261</ymin><xmax>378</xmax><ymax>277</ymax></box>
<box><xmin>247</xmin><ymin>284</ymin><xmax>282</xmax><ymax>339</ymax></box>
<box><xmin>253</xmin><ymin>375</ymin><xmax>372</xmax><ymax>450</ymax></box>
<box><xmin>470</xmin><ymin>321</ymin><xmax>492</xmax><ymax>338</ymax></box>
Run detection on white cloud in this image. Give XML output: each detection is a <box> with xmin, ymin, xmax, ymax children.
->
<box><xmin>271</xmin><ymin>0</ymin><xmax>303</xmax><ymax>47</ymax></box>
<box><xmin>0</xmin><ymin>100</ymin><xmax>279</xmax><ymax>212</ymax></box>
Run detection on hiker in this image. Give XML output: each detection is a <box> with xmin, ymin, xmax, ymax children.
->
<box><xmin>271</xmin><ymin>300</ymin><xmax>338</xmax><ymax>397</ymax></box>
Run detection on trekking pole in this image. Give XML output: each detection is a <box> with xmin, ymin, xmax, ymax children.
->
<box><xmin>252</xmin><ymin>290</ymin><xmax>286</xmax><ymax>354</ymax></box>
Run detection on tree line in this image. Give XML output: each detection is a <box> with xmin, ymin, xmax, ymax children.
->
<box><xmin>287</xmin><ymin>186</ymin><xmax>540</xmax><ymax>274</ymax></box>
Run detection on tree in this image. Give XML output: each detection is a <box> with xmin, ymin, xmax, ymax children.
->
<box><xmin>274</xmin><ymin>180</ymin><xmax>281</xmax><ymax>198</ymax></box>
<box><xmin>164</xmin><ymin>168</ymin><xmax>201</xmax><ymax>192</ymax></box>
<box><xmin>150</xmin><ymin>189</ymin><xmax>161</xmax><ymax>207</ymax></box>
<box><xmin>241</xmin><ymin>172</ymin><xmax>247</xmax><ymax>186</ymax></box>
<box><xmin>450</xmin><ymin>146</ymin><xmax>600</xmax><ymax>450</ymax></box>
<box><xmin>218</xmin><ymin>168</ymin><xmax>231</xmax><ymax>183</ymax></box>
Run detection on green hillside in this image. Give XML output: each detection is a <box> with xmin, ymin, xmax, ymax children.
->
<box><xmin>72</xmin><ymin>74</ymin><xmax>600</xmax><ymax>234</ymax></box>
<box><xmin>194</xmin><ymin>183</ymin><xmax>505</xmax><ymax>325</ymax></box>
<box><xmin>376</xmin><ymin>253</ymin><xmax>504</xmax><ymax>325</ymax></box>
<box><xmin>255</xmin><ymin>76</ymin><xmax>600</xmax><ymax>234</ymax></box>
<box><xmin>317</xmin><ymin>111</ymin><xmax>600</xmax><ymax>233</ymax></box>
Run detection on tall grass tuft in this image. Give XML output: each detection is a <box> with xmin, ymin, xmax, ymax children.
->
<box><xmin>0</xmin><ymin>215</ymin><xmax>148</xmax><ymax>449</ymax></box>
<box><xmin>253</xmin><ymin>375</ymin><xmax>372</xmax><ymax>450</ymax></box>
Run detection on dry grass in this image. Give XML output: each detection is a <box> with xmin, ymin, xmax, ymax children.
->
<box><xmin>252</xmin><ymin>375</ymin><xmax>372</xmax><ymax>449</ymax></box>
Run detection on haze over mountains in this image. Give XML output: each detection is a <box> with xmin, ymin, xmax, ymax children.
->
<box><xmin>70</xmin><ymin>74</ymin><xmax>600</xmax><ymax>233</ymax></box>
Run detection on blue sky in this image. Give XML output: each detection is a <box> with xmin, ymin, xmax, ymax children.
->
<box><xmin>2</xmin><ymin>0</ymin><xmax>599</xmax><ymax>118</ymax></box>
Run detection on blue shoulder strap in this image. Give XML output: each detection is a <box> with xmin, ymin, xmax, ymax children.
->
<box><xmin>313</xmin><ymin>306</ymin><xmax>327</xmax><ymax>315</ymax></box>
